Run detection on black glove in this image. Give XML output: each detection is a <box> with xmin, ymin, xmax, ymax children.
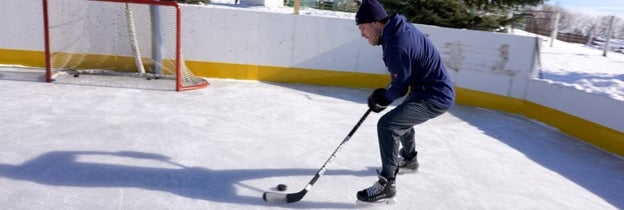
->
<box><xmin>368</xmin><ymin>88</ymin><xmax>392</xmax><ymax>113</ymax></box>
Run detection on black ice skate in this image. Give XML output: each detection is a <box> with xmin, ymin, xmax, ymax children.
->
<box><xmin>356</xmin><ymin>174</ymin><xmax>397</xmax><ymax>204</ymax></box>
<box><xmin>398</xmin><ymin>149</ymin><xmax>419</xmax><ymax>174</ymax></box>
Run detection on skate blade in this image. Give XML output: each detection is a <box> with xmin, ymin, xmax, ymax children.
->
<box><xmin>397</xmin><ymin>168</ymin><xmax>419</xmax><ymax>175</ymax></box>
<box><xmin>356</xmin><ymin>197</ymin><xmax>397</xmax><ymax>206</ymax></box>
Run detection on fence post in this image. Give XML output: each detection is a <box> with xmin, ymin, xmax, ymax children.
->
<box><xmin>603</xmin><ymin>15</ymin><xmax>615</xmax><ymax>57</ymax></box>
<box><xmin>294</xmin><ymin>0</ymin><xmax>300</xmax><ymax>15</ymax></box>
<box><xmin>549</xmin><ymin>11</ymin><xmax>560</xmax><ymax>47</ymax></box>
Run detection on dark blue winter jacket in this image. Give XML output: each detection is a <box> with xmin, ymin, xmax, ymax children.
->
<box><xmin>380</xmin><ymin>14</ymin><xmax>455</xmax><ymax>109</ymax></box>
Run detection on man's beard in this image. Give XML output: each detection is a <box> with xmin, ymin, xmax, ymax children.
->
<box><xmin>369</xmin><ymin>37</ymin><xmax>381</xmax><ymax>46</ymax></box>
<box><xmin>369</xmin><ymin>32</ymin><xmax>382</xmax><ymax>46</ymax></box>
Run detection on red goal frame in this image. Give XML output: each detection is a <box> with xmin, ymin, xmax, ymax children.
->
<box><xmin>42</xmin><ymin>0</ymin><xmax>208</xmax><ymax>91</ymax></box>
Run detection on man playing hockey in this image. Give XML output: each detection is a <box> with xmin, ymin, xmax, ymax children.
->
<box><xmin>354</xmin><ymin>0</ymin><xmax>455</xmax><ymax>204</ymax></box>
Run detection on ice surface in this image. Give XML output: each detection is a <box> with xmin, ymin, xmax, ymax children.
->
<box><xmin>0</xmin><ymin>74</ymin><xmax>622</xmax><ymax>209</ymax></box>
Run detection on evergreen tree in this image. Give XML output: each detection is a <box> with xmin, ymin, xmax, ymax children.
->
<box><xmin>380</xmin><ymin>0</ymin><xmax>544</xmax><ymax>31</ymax></box>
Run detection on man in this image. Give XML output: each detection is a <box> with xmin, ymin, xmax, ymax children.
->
<box><xmin>354</xmin><ymin>0</ymin><xmax>455</xmax><ymax>203</ymax></box>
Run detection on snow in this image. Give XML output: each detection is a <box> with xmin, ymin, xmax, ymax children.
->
<box><xmin>512</xmin><ymin>29</ymin><xmax>624</xmax><ymax>101</ymax></box>
<box><xmin>0</xmin><ymin>3</ymin><xmax>623</xmax><ymax>210</ymax></box>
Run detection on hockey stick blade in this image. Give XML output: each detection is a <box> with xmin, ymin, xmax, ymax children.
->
<box><xmin>262</xmin><ymin>109</ymin><xmax>372</xmax><ymax>204</ymax></box>
<box><xmin>262</xmin><ymin>189</ymin><xmax>307</xmax><ymax>203</ymax></box>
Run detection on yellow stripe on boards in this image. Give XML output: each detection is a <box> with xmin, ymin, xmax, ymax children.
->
<box><xmin>185</xmin><ymin>60</ymin><xmax>389</xmax><ymax>89</ymax></box>
<box><xmin>454</xmin><ymin>87</ymin><xmax>623</xmax><ymax>156</ymax></box>
<box><xmin>0</xmin><ymin>48</ymin><xmax>45</xmax><ymax>67</ymax></box>
<box><xmin>455</xmin><ymin>87</ymin><xmax>525</xmax><ymax>114</ymax></box>
<box><xmin>524</xmin><ymin>101</ymin><xmax>624</xmax><ymax>156</ymax></box>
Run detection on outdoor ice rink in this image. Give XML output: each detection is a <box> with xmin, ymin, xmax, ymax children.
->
<box><xmin>0</xmin><ymin>70</ymin><xmax>623</xmax><ymax>209</ymax></box>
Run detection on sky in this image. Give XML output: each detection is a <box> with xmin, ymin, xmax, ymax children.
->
<box><xmin>550</xmin><ymin>0</ymin><xmax>624</xmax><ymax>17</ymax></box>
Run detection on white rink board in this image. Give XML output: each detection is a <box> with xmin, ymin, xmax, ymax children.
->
<box><xmin>528</xmin><ymin>79</ymin><xmax>624</xmax><ymax>132</ymax></box>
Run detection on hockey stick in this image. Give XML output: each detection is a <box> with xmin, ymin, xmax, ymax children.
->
<box><xmin>263</xmin><ymin>109</ymin><xmax>372</xmax><ymax>203</ymax></box>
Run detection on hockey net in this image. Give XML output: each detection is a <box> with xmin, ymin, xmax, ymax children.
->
<box><xmin>43</xmin><ymin>0</ymin><xmax>208</xmax><ymax>91</ymax></box>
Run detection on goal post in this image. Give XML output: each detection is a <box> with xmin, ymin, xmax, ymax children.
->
<box><xmin>150</xmin><ymin>4</ymin><xmax>164</xmax><ymax>76</ymax></box>
<box><xmin>42</xmin><ymin>0</ymin><xmax>209</xmax><ymax>91</ymax></box>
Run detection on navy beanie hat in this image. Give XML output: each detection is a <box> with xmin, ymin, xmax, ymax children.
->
<box><xmin>355</xmin><ymin>0</ymin><xmax>388</xmax><ymax>25</ymax></box>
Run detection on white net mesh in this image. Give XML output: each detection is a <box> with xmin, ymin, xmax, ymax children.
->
<box><xmin>45</xmin><ymin>0</ymin><xmax>208</xmax><ymax>91</ymax></box>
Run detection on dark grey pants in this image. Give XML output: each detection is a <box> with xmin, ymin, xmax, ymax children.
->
<box><xmin>377</xmin><ymin>94</ymin><xmax>449</xmax><ymax>180</ymax></box>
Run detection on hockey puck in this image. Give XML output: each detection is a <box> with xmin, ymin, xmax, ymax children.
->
<box><xmin>277</xmin><ymin>184</ymin><xmax>287</xmax><ymax>191</ymax></box>
<box><xmin>73</xmin><ymin>74</ymin><xmax>79</xmax><ymax>77</ymax></box>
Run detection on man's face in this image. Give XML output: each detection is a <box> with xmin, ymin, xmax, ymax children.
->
<box><xmin>358</xmin><ymin>22</ymin><xmax>382</xmax><ymax>46</ymax></box>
